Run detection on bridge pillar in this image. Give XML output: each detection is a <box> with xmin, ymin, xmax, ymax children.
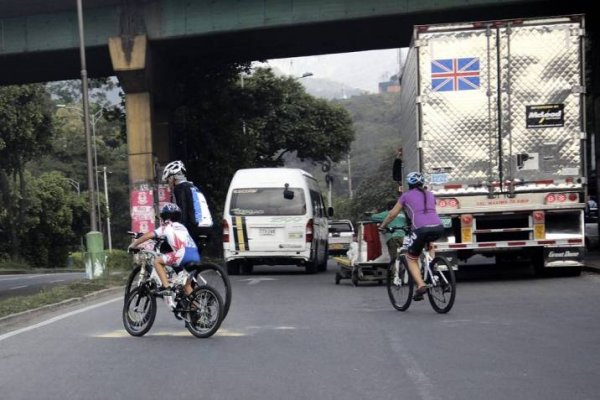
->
<box><xmin>109</xmin><ymin>35</ymin><xmax>163</xmax><ymax>233</ymax></box>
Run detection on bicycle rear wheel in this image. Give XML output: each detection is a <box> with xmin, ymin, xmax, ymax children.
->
<box><xmin>122</xmin><ymin>287</ymin><xmax>157</xmax><ymax>336</ymax></box>
<box><xmin>192</xmin><ymin>262</ymin><xmax>232</xmax><ymax>319</ymax></box>
<box><xmin>386</xmin><ymin>257</ymin><xmax>413</xmax><ymax>311</ymax></box>
<box><xmin>427</xmin><ymin>256</ymin><xmax>456</xmax><ymax>313</ymax></box>
<box><xmin>185</xmin><ymin>285</ymin><xmax>224</xmax><ymax>338</ymax></box>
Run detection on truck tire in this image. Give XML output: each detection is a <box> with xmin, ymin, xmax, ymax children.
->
<box><xmin>226</xmin><ymin>261</ymin><xmax>240</xmax><ymax>275</ymax></box>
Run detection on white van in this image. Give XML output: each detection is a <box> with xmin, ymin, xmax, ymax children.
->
<box><xmin>222</xmin><ymin>168</ymin><xmax>331</xmax><ymax>274</ymax></box>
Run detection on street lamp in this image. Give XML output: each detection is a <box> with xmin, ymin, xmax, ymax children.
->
<box><xmin>294</xmin><ymin>72</ymin><xmax>313</xmax><ymax>80</ymax></box>
<box><xmin>102</xmin><ymin>166</ymin><xmax>112</xmax><ymax>251</ymax></box>
<box><xmin>66</xmin><ymin>178</ymin><xmax>80</xmax><ymax>195</ymax></box>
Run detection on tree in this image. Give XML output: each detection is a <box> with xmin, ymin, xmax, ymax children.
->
<box><xmin>169</xmin><ymin>65</ymin><xmax>354</xmax><ymax>217</ymax></box>
<box><xmin>0</xmin><ymin>84</ymin><xmax>55</xmax><ymax>258</ymax></box>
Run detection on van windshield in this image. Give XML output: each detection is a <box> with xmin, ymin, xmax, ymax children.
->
<box><xmin>230</xmin><ymin>188</ymin><xmax>306</xmax><ymax>216</ymax></box>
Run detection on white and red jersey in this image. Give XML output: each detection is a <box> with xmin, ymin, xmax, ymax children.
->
<box><xmin>154</xmin><ymin>221</ymin><xmax>200</xmax><ymax>266</ymax></box>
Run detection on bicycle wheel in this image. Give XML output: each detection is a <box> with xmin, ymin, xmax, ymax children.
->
<box><xmin>124</xmin><ymin>265</ymin><xmax>144</xmax><ymax>299</ymax></box>
<box><xmin>427</xmin><ymin>256</ymin><xmax>456</xmax><ymax>314</ymax></box>
<box><xmin>185</xmin><ymin>285</ymin><xmax>224</xmax><ymax>338</ymax></box>
<box><xmin>191</xmin><ymin>262</ymin><xmax>232</xmax><ymax>319</ymax></box>
<box><xmin>386</xmin><ymin>257</ymin><xmax>413</xmax><ymax>311</ymax></box>
<box><xmin>123</xmin><ymin>287</ymin><xmax>157</xmax><ymax>337</ymax></box>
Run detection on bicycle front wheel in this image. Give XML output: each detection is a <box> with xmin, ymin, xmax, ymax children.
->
<box><xmin>427</xmin><ymin>256</ymin><xmax>456</xmax><ymax>314</ymax></box>
<box><xmin>185</xmin><ymin>285</ymin><xmax>224</xmax><ymax>338</ymax></box>
<box><xmin>122</xmin><ymin>287</ymin><xmax>157</xmax><ymax>337</ymax></box>
<box><xmin>192</xmin><ymin>262</ymin><xmax>232</xmax><ymax>319</ymax></box>
<box><xmin>386</xmin><ymin>257</ymin><xmax>413</xmax><ymax>311</ymax></box>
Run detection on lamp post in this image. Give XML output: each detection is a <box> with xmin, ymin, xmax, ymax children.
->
<box><xmin>102</xmin><ymin>166</ymin><xmax>112</xmax><ymax>251</ymax></box>
<box><xmin>67</xmin><ymin>178</ymin><xmax>80</xmax><ymax>195</ymax></box>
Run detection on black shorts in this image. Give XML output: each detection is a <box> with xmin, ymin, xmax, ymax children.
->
<box><xmin>406</xmin><ymin>225</ymin><xmax>444</xmax><ymax>259</ymax></box>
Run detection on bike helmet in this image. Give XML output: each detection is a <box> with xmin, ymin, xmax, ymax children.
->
<box><xmin>406</xmin><ymin>171</ymin><xmax>425</xmax><ymax>186</ymax></box>
<box><xmin>159</xmin><ymin>202</ymin><xmax>182</xmax><ymax>222</ymax></box>
<box><xmin>161</xmin><ymin>160</ymin><xmax>186</xmax><ymax>182</ymax></box>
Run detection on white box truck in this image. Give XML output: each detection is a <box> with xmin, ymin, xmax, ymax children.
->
<box><xmin>396</xmin><ymin>15</ymin><xmax>587</xmax><ymax>273</ymax></box>
<box><xmin>222</xmin><ymin>168</ymin><xmax>331</xmax><ymax>274</ymax></box>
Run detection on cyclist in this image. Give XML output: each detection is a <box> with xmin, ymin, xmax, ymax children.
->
<box><xmin>378</xmin><ymin>172</ymin><xmax>444</xmax><ymax>300</ymax></box>
<box><xmin>370</xmin><ymin>200</ymin><xmax>407</xmax><ymax>261</ymax></box>
<box><xmin>161</xmin><ymin>160</ymin><xmax>205</xmax><ymax>246</ymax></box>
<box><xmin>128</xmin><ymin>203</ymin><xmax>200</xmax><ymax>305</ymax></box>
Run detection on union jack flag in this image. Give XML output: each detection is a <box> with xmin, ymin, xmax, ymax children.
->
<box><xmin>431</xmin><ymin>58</ymin><xmax>480</xmax><ymax>92</ymax></box>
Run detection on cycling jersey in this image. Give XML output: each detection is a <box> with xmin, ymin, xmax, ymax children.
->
<box><xmin>154</xmin><ymin>221</ymin><xmax>200</xmax><ymax>267</ymax></box>
<box><xmin>399</xmin><ymin>188</ymin><xmax>442</xmax><ymax>229</ymax></box>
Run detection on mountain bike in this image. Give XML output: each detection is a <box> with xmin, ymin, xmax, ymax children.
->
<box><xmin>383</xmin><ymin>226</ymin><xmax>456</xmax><ymax>313</ymax></box>
<box><xmin>123</xmin><ymin>239</ymin><xmax>224</xmax><ymax>338</ymax></box>
<box><xmin>124</xmin><ymin>232</ymin><xmax>232</xmax><ymax>320</ymax></box>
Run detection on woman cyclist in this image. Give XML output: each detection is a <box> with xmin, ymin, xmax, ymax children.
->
<box><xmin>378</xmin><ymin>172</ymin><xmax>444</xmax><ymax>300</ymax></box>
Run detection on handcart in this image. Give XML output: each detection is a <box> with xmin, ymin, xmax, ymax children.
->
<box><xmin>334</xmin><ymin>221</ymin><xmax>390</xmax><ymax>286</ymax></box>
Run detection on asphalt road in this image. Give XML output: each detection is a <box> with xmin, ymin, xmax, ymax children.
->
<box><xmin>0</xmin><ymin>272</ymin><xmax>86</xmax><ymax>301</ymax></box>
<box><xmin>1</xmin><ymin>261</ymin><xmax>599</xmax><ymax>400</ymax></box>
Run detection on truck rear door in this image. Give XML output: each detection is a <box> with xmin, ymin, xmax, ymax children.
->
<box><xmin>417</xmin><ymin>17</ymin><xmax>584</xmax><ymax>189</ymax></box>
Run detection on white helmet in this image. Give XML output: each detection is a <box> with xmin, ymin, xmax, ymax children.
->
<box><xmin>162</xmin><ymin>160</ymin><xmax>186</xmax><ymax>182</ymax></box>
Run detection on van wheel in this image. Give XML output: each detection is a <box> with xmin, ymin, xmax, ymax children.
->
<box><xmin>305</xmin><ymin>262</ymin><xmax>317</xmax><ymax>274</ymax></box>
<box><xmin>241</xmin><ymin>262</ymin><xmax>254</xmax><ymax>275</ymax></box>
<box><xmin>317</xmin><ymin>250</ymin><xmax>328</xmax><ymax>272</ymax></box>
<box><xmin>226</xmin><ymin>261</ymin><xmax>240</xmax><ymax>275</ymax></box>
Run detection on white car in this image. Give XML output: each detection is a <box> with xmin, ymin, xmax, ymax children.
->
<box><xmin>328</xmin><ymin>220</ymin><xmax>354</xmax><ymax>256</ymax></box>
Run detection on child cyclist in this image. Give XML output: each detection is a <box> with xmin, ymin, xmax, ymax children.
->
<box><xmin>378</xmin><ymin>172</ymin><xmax>444</xmax><ymax>300</ymax></box>
<box><xmin>128</xmin><ymin>203</ymin><xmax>200</xmax><ymax>307</ymax></box>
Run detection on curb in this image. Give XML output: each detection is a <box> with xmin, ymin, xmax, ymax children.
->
<box><xmin>0</xmin><ymin>286</ymin><xmax>124</xmax><ymax>328</ymax></box>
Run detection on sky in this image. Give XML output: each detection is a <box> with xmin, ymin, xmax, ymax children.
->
<box><xmin>261</xmin><ymin>48</ymin><xmax>403</xmax><ymax>93</ymax></box>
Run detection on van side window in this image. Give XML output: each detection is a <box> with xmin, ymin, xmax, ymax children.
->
<box><xmin>309</xmin><ymin>190</ymin><xmax>323</xmax><ymax>217</ymax></box>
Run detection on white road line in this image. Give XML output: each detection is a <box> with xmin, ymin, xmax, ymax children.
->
<box><xmin>9</xmin><ymin>285</ymin><xmax>28</xmax><ymax>290</ymax></box>
<box><xmin>0</xmin><ymin>297</ymin><xmax>121</xmax><ymax>342</ymax></box>
<box><xmin>49</xmin><ymin>280</ymin><xmax>65</xmax><ymax>284</ymax></box>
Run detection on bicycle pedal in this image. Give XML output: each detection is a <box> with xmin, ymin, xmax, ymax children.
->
<box><xmin>413</xmin><ymin>294</ymin><xmax>425</xmax><ymax>301</ymax></box>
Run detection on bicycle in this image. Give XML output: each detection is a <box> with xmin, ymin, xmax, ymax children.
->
<box><xmin>123</xmin><ymin>242</ymin><xmax>224</xmax><ymax>338</ymax></box>
<box><xmin>383</xmin><ymin>226</ymin><xmax>456</xmax><ymax>313</ymax></box>
<box><xmin>124</xmin><ymin>232</ymin><xmax>232</xmax><ymax>320</ymax></box>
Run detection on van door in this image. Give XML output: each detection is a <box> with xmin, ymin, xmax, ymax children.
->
<box><xmin>228</xmin><ymin>187</ymin><xmax>308</xmax><ymax>252</ymax></box>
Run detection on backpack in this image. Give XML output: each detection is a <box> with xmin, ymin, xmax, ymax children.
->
<box><xmin>190</xmin><ymin>185</ymin><xmax>214</xmax><ymax>228</ymax></box>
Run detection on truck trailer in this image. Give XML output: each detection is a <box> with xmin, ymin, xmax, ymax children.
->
<box><xmin>397</xmin><ymin>15</ymin><xmax>587</xmax><ymax>273</ymax></box>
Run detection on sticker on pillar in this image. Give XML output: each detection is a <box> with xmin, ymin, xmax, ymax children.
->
<box><xmin>158</xmin><ymin>184</ymin><xmax>172</xmax><ymax>209</ymax></box>
<box><xmin>131</xmin><ymin>189</ymin><xmax>155</xmax><ymax>233</ymax></box>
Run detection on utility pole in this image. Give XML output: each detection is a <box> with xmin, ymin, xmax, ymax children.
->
<box><xmin>347</xmin><ymin>153</ymin><xmax>353</xmax><ymax>199</ymax></box>
<box><xmin>103</xmin><ymin>166</ymin><xmax>112</xmax><ymax>252</ymax></box>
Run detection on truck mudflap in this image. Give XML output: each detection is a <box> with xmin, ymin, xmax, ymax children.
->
<box><xmin>544</xmin><ymin>247</ymin><xmax>584</xmax><ymax>267</ymax></box>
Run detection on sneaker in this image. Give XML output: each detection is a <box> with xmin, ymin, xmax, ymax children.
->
<box><xmin>155</xmin><ymin>285</ymin><xmax>173</xmax><ymax>296</ymax></box>
<box><xmin>412</xmin><ymin>285</ymin><xmax>428</xmax><ymax>301</ymax></box>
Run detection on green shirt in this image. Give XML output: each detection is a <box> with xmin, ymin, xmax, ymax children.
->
<box><xmin>371</xmin><ymin>210</ymin><xmax>406</xmax><ymax>242</ymax></box>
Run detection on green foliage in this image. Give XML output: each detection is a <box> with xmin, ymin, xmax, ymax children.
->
<box><xmin>107</xmin><ymin>249</ymin><xmax>131</xmax><ymax>271</ymax></box>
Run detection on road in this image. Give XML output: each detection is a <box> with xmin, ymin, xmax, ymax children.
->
<box><xmin>0</xmin><ymin>272</ymin><xmax>86</xmax><ymax>301</ymax></box>
<box><xmin>1</xmin><ymin>261</ymin><xmax>599</xmax><ymax>400</ymax></box>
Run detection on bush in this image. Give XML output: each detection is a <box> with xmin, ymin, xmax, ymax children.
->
<box><xmin>107</xmin><ymin>250</ymin><xmax>131</xmax><ymax>271</ymax></box>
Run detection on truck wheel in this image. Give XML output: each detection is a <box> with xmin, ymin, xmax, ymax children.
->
<box><xmin>241</xmin><ymin>262</ymin><xmax>254</xmax><ymax>275</ymax></box>
<box><xmin>335</xmin><ymin>272</ymin><xmax>341</xmax><ymax>285</ymax></box>
<box><xmin>351</xmin><ymin>269</ymin><xmax>359</xmax><ymax>286</ymax></box>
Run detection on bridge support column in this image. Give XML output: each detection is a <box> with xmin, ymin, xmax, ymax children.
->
<box><xmin>109</xmin><ymin>35</ymin><xmax>160</xmax><ymax>232</ymax></box>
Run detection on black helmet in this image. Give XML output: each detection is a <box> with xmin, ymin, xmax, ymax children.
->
<box><xmin>159</xmin><ymin>202</ymin><xmax>181</xmax><ymax>222</ymax></box>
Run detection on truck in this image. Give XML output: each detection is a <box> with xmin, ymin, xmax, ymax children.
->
<box><xmin>396</xmin><ymin>15</ymin><xmax>587</xmax><ymax>274</ymax></box>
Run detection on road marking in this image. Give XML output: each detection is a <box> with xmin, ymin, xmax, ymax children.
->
<box><xmin>239</xmin><ymin>277</ymin><xmax>277</xmax><ymax>285</ymax></box>
<box><xmin>388</xmin><ymin>333</ymin><xmax>440</xmax><ymax>400</ymax></box>
<box><xmin>96</xmin><ymin>328</ymin><xmax>245</xmax><ymax>338</ymax></box>
<box><xmin>50</xmin><ymin>280</ymin><xmax>65</xmax><ymax>284</ymax></box>
<box><xmin>0</xmin><ymin>297</ymin><xmax>121</xmax><ymax>342</ymax></box>
<box><xmin>9</xmin><ymin>285</ymin><xmax>28</xmax><ymax>290</ymax></box>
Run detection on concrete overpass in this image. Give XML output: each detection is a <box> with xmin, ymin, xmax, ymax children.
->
<box><xmin>0</xmin><ymin>0</ymin><xmax>597</xmax><ymax>188</ymax></box>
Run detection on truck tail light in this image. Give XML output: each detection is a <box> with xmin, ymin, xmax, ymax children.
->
<box><xmin>437</xmin><ymin>198</ymin><xmax>460</xmax><ymax>209</ymax></box>
<box><xmin>222</xmin><ymin>219</ymin><xmax>230</xmax><ymax>243</ymax></box>
<box><xmin>545</xmin><ymin>192</ymin><xmax>579</xmax><ymax>204</ymax></box>
<box><xmin>306</xmin><ymin>219</ymin><xmax>314</xmax><ymax>242</ymax></box>
<box><xmin>460</xmin><ymin>214</ymin><xmax>473</xmax><ymax>243</ymax></box>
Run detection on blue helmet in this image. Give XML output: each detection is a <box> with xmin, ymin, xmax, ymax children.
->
<box><xmin>160</xmin><ymin>202</ymin><xmax>181</xmax><ymax>222</ymax></box>
<box><xmin>406</xmin><ymin>171</ymin><xmax>425</xmax><ymax>187</ymax></box>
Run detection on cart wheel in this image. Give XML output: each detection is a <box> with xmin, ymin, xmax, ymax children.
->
<box><xmin>351</xmin><ymin>269</ymin><xmax>359</xmax><ymax>286</ymax></box>
<box><xmin>335</xmin><ymin>272</ymin><xmax>341</xmax><ymax>285</ymax></box>
<box><xmin>378</xmin><ymin>280</ymin><xmax>384</xmax><ymax>285</ymax></box>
